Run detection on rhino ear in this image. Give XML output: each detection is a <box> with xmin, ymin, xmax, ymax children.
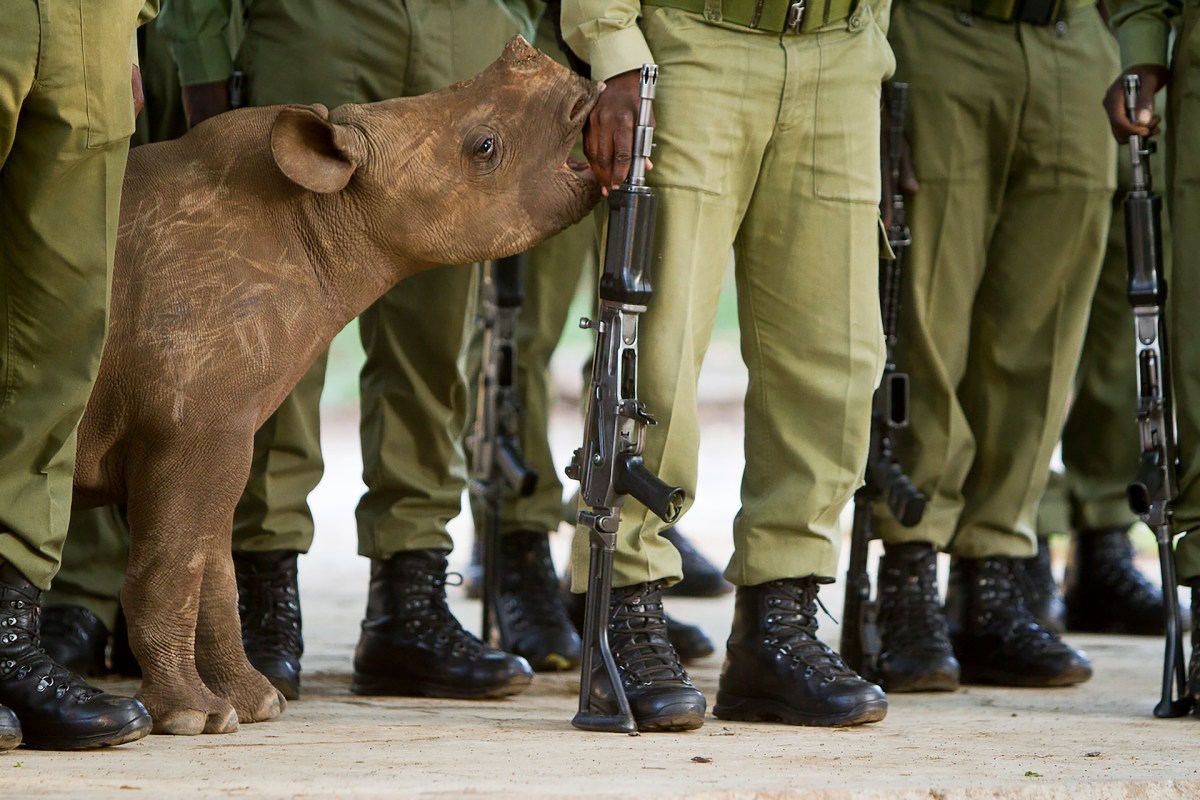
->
<box><xmin>270</xmin><ymin>104</ymin><xmax>361</xmax><ymax>193</ymax></box>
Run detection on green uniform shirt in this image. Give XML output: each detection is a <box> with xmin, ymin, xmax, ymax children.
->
<box><xmin>1111</xmin><ymin>0</ymin><xmax>1178</xmax><ymax>67</ymax></box>
<box><xmin>561</xmin><ymin>0</ymin><xmax>655</xmax><ymax>80</ymax></box>
<box><xmin>161</xmin><ymin>0</ymin><xmax>544</xmax><ymax>86</ymax></box>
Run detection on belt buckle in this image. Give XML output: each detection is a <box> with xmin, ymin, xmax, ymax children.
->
<box><xmin>786</xmin><ymin>0</ymin><xmax>807</xmax><ymax>32</ymax></box>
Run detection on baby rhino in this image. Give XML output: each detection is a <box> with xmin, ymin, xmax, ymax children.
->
<box><xmin>70</xmin><ymin>37</ymin><xmax>600</xmax><ymax>735</ymax></box>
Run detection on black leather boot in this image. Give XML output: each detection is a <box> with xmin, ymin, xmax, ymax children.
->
<box><xmin>40</xmin><ymin>606</ymin><xmax>109</xmax><ymax>678</ymax></box>
<box><xmin>714</xmin><ymin>578</ymin><xmax>888</xmax><ymax>726</ymax></box>
<box><xmin>875</xmin><ymin>543</ymin><xmax>959</xmax><ymax>692</ymax></box>
<box><xmin>351</xmin><ymin>549</ymin><xmax>533</xmax><ymax>698</ymax></box>
<box><xmin>946</xmin><ymin>556</ymin><xmax>1092</xmax><ymax>686</ymax></box>
<box><xmin>0</xmin><ymin>562</ymin><xmax>151</xmax><ymax>749</ymax></box>
<box><xmin>1064</xmin><ymin>527</ymin><xmax>1165</xmax><ymax>635</ymax></box>
<box><xmin>1017</xmin><ymin>536</ymin><xmax>1066</xmax><ymax>633</ymax></box>
<box><xmin>585</xmin><ymin>581</ymin><xmax>706</xmax><ymax>732</ymax></box>
<box><xmin>659</xmin><ymin>527</ymin><xmax>733</xmax><ymax>598</ymax></box>
<box><xmin>493</xmin><ymin>532</ymin><xmax>581</xmax><ymax>671</ymax></box>
<box><xmin>0</xmin><ymin>704</ymin><xmax>19</xmax><ymax>751</ymax></box>
<box><xmin>564</xmin><ymin>585</ymin><xmax>715</xmax><ymax>662</ymax></box>
<box><xmin>235</xmin><ymin>550</ymin><xmax>303</xmax><ymax>701</ymax></box>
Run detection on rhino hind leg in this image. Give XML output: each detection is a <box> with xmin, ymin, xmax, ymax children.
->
<box><xmin>120</xmin><ymin>441</ymin><xmax>251</xmax><ymax>735</ymax></box>
<box><xmin>195</xmin><ymin>543</ymin><xmax>286</xmax><ymax>724</ymax></box>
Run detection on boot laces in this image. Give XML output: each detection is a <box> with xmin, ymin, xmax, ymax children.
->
<box><xmin>609</xmin><ymin>583</ymin><xmax>688</xmax><ymax>688</ymax></box>
<box><xmin>399</xmin><ymin>565</ymin><xmax>486</xmax><ymax>659</ymax></box>
<box><xmin>0</xmin><ymin>592</ymin><xmax>101</xmax><ymax>702</ymax></box>
<box><xmin>974</xmin><ymin>560</ymin><xmax>1070</xmax><ymax>655</ymax></box>
<box><xmin>763</xmin><ymin>580</ymin><xmax>857</xmax><ymax>682</ymax></box>
<box><xmin>879</xmin><ymin>551</ymin><xmax>951</xmax><ymax>656</ymax></box>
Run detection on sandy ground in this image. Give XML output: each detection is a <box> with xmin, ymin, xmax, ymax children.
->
<box><xmin>5</xmin><ymin>339</ymin><xmax>1198</xmax><ymax>799</ymax></box>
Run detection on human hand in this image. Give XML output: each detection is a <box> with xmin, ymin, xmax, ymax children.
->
<box><xmin>583</xmin><ymin>70</ymin><xmax>653</xmax><ymax>195</ymax></box>
<box><xmin>132</xmin><ymin>64</ymin><xmax>145</xmax><ymax>117</ymax></box>
<box><xmin>1103</xmin><ymin>64</ymin><xmax>1169</xmax><ymax>143</ymax></box>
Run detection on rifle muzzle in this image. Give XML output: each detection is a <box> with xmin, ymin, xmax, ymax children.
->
<box><xmin>615</xmin><ymin>453</ymin><xmax>683</xmax><ymax>523</ymax></box>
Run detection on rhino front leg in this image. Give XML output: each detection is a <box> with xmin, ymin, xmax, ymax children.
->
<box><xmin>195</xmin><ymin>541</ymin><xmax>286</xmax><ymax>724</ymax></box>
<box><xmin>122</xmin><ymin>447</ymin><xmax>245</xmax><ymax>735</ymax></box>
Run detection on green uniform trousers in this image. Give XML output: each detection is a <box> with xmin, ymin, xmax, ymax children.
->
<box><xmin>1038</xmin><ymin>131</ymin><xmax>1171</xmax><ymax>538</ymax></box>
<box><xmin>1163</xmin><ymin>4</ymin><xmax>1200</xmax><ymax>580</ymax></box>
<box><xmin>0</xmin><ymin>1</ymin><xmax>143</xmax><ymax>590</ymax></box>
<box><xmin>572</xmin><ymin>5</ymin><xmax>894</xmax><ymax>590</ymax></box>
<box><xmin>875</xmin><ymin>0</ymin><xmax>1117</xmax><ymax>556</ymax></box>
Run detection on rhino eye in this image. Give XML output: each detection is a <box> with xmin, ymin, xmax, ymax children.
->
<box><xmin>474</xmin><ymin>136</ymin><xmax>495</xmax><ymax>159</ymax></box>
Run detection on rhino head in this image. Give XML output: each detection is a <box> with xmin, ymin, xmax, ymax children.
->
<box><xmin>267</xmin><ymin>35</ymin><xmax>602</xmax><ymax>267</ymax></box>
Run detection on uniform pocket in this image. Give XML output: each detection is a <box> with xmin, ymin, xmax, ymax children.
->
<box><xmin>812</xmin><ymin>9</ymin><xmax>893</xmax><ymax>202</ymax></box>
<box><xmin>81</xmin><ymin>0</ymin><xmax>143</xmax><ymax>148</ymax></box>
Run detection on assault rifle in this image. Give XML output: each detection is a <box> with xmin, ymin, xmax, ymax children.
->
<box><xmin>841</xmin><ymin>82</ymin><xmax>928</xmax><ymax>681</ymax></box>
<box><xmin>565</xmin><ymin>64</ymin><xmax>683</xmax><ymax>733</ymax></box>
<box><xmin>1121</xmin><ymin>74</ymin><xmax>1192</xmax><ymax>718</ymax></box>
<box><xmin>469</xmin><ymin>253</ymin><xmax>538</xmax><ymax>647</ymax></box>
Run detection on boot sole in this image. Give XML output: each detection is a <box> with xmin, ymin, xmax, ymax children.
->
<box><xmin>634</xmin><ymin>704</ymin><xmax>706</xmax><ymax>733</ymax></box>
<box><xmin>880</xmin><ymin>669</ymin><xmax>960</xmax><ymax>693</ymax></box>
<box><xmin>350</xmin><ymin>672</ymin><xmax>532</xmax><ymax>700</ymax></box>
<box><xmin>958</xmin><ymin>664</ymin><xmax>1092</xmax><ymax>688</ymax></box>
<box><xmin>21</xmin><ymin>714</ymin><xmax>152</xmax><ymax>751</ymax></box>
<box><xmin>713</xmin><ymin>692</ymin><xmax>888</xmax><ymax>727</ymax></box>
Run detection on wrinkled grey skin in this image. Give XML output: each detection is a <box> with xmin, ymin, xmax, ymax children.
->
<box><xmin>71</xmin><ymin>37</ymin><xmax>600</xmax><ymax>735</ymax></box>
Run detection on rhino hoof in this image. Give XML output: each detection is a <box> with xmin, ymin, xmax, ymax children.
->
<box><xmin>204</xmin><ymin>707</ymin><xmax>239</xmax><ymax>734</ymax></box>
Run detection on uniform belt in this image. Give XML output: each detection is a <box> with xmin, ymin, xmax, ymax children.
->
<box><xmin>641</xmin><ymin>0</ymin><xmax>859</xmax><ymax>33</ymax></box>
<box><xmin>923</xmin><ymin>0</ymin><xmax>1095</xmax><ymax>24</ymax></box>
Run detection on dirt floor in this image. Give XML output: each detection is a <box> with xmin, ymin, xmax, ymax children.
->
<box><xmin>6</xmin><ymin>341</ymin><xmax>1198</xmax><ymax>799</ymax></box>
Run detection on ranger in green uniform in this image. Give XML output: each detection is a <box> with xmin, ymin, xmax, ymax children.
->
<box><xmin>0</xmin><ymin>0</ymin><xmax>159</xmax><ymax>750</ymax></box>
<box><xmin>562</xmin><ymin>0</ymin><xmax>894</xmax><ymax>730</ymax></box>
<box><xmin>870</xmin><ymin>0</ymin><xmax>1115</xmax><ymax>693</ymax></box>
<box><xmin>1105</xmin><ymin>0</ymin><xmax>1200</xmax><ymax>701</ymax></box>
